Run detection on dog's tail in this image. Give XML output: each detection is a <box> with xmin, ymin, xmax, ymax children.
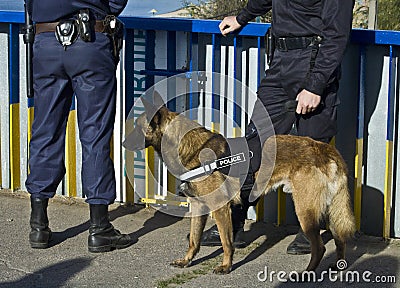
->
<box><xmin>327</xmin><ymin>173</ymin><xmax>356</xmax><ymax>242</ymax></box>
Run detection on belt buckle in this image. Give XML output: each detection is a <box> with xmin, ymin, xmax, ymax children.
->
<box><xmin>277</xmin><ymin>38</ymin><xmax>288</xmax><ymax>52</ymax></box>
<box><xmin>311</xmin><ymin>35</ymin><xmax>323</xmax><ymax>46</ymax></box>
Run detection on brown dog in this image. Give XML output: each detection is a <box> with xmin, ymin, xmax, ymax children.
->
<box><xmin>124</xmin><ymin>93</ymin><xmax>356</xmax><ymax>274</ymax></box>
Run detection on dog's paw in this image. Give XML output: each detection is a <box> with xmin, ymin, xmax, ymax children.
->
<box><xmin>170</xmin><ymin>259</ymin><xmax>191</xmax><ymax>268</ymax></box>
<box><xmin>213</xmin><ymin>265</ymin><xmax>232</xmax><ymax>275</ymax></box>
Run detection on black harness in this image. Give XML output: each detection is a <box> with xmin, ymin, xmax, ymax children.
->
<box><xmin>178</xmin><ymin>100</ymin><xmax>298</xmax><ymax>183</ymax></box>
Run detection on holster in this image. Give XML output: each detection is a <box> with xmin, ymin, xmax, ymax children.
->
<box><xmin>265</xmin><ymin>27</ymin><xmax>275</xmax><ymax>66</ymax></box>
<box><xmin>103</xmin><ymin>15</ymin><xmax>124</xmax><ymax>64</ymax></box>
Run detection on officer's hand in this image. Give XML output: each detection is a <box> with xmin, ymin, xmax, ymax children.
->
<box><xmin>219</xmin><ymin>16</ymin><xmax>242</xmax><ymax>36</ymax></box>
<box><xmin>296</xmin><ymin>89</ymin><xmax>321</xmax><ymax>114</ymax></box>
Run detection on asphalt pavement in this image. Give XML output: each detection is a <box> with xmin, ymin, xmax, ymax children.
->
<box><xmin>0</xmin><ymin>189</ymin><xmax>398</xmax><ymax>288</ymax></box>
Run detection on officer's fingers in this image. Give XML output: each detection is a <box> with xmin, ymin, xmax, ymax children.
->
<box><xmin>218</xmin><ymin>21</ymin><xmax>227</xmax><ymax>31</ymax></box>
<box><xmin>297</xmin><ymin>102</ymin><xmax>312</xmax><ymax>114</ymax></box>
<box><xmin>296</xmin><ymin>103</ymin><xmax>303</xmax><ymax>114</ymax></box>
<box><xmin>221</xmin><ymin>26</ymin><xmax>235</xmax><ymax>36</ymax></box>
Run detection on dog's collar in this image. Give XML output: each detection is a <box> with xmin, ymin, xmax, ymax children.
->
<box><xmin>179</xmin><ymin>152</ymin><xmax>247</xmax><ymax>182</ymax></box>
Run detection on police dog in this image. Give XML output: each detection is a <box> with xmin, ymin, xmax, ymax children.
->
<box><xmin>124</xmin><ymin>92</ymin><xmax>355</xmax><ymax>275</ymax></box>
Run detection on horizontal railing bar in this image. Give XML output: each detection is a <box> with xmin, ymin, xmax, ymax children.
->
<box><xmin>0</xmin><ymin>11</ymin><xmax>24</xmax><ymax>24</ymax></box>
<box><xmin>140</xmin><ymin>68</ymin><xmax>188</xmax><ymax>77</ymax></box>
<box><xmin>2</xmin><ymin>11</ymin><xmax>400</xmax><ymax>45</ymax></box>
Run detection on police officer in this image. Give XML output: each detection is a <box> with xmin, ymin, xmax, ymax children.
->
<box><xmin>200</xmin><ymin>0</ymin><xmax>355</xmax><ymax>253</ymax></box>
<box><xmin>25</xmin><ymin>0</ymin><xmax>131</xmax><ymax>252</ymax></box>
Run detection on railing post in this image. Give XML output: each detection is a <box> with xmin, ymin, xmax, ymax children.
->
<box><xmin>383</xmin><ymin>45</ymin><xmax>396</xmax><ymax>239</ymax></box>
<box><xmin>9</xmin><ymin>23</ymin><xmax>20</xmax><ymax>191</ymax></box>
<box><xmin>354</xmin><ymin>45</ymin><xmax>366</xmax><ymax>232</ymax></box>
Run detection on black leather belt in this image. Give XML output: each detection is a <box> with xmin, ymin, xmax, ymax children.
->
<box><xmin>35</xmin><ymin>20</ymin><xmax>106</xmax><ymax>35</ymax></box>
<box><xmin>275</xmin><ymin>35</ymin><xmax>322</xmax><ymax>51</ymax></box>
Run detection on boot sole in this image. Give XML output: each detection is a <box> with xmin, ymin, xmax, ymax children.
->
<box><xmin>88</xmin><ymin>245</ymin><xmax>113</xmax><ymax>253</ymax></box>
<box><xmin>30</xmin><ymin>242</ymin><xmax>49</xmax><ymax>249</ymax></box>
<box><xmin>88</xmin><ymin>242</ymin><xmax>132</xmax><ymax>253</ymax></box>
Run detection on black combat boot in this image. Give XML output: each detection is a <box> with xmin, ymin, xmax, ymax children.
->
<box><xmin>88</xmin><ymin>204</ymin><xmax>132</xmax><ymax>253</ymax></box>
<box><xmin>29</xmin><ymin>197</ymin><xmax>52</xmax><ymax>249</ymax></box>
<box><xmin>198</xmin><ymin>203</ymin><xmax>247</xmax><ymax>248</ymax></box>
<box><xmin>286</xmin><ymin>228</ymin><xmax>311</xmax><ymax>255</ymax></box>
<box><xmin>199</xmin><ymin>173</ymin><xmax>257</xmax><ymax>248</ymax></box>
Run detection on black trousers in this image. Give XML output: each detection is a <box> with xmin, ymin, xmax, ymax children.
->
<box><xmin>242</xmin><ymin>46</ymin><xmax>340</xmax><ymax>209</ymax></box>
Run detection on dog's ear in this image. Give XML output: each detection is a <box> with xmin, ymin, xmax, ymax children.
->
<box><xmin>141</xmin><ymin>97</ymin><xmax>159</xmax><ymax>122</ymax></box>
<box><xmin>153</xmin><ymin>90</ymin><xmax>166</xmax><ymax>108</ymax></box>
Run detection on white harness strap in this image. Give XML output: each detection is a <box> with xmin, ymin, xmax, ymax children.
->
<box><xmin>179</xmin><ymin>152</ymin><xmax>246</xmax><ymax>182</ymax></box>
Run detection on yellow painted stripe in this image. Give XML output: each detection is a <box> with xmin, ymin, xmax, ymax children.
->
<box><xmin>167</xmin><ymin>172</ymin><xmax>176</xmax><ymax>199</ymax></box>
<box><xmin>125</xmin><ymin>178</ymin><xmax>135</xmax><ymax>203</ymax></box>
<box><xmin>65</xmin><ymin>110</ymin><xmax>77</xmax><ymax>197</ymax></box>
<box><xmin>27</xmin><ymin>107</ymin><xmax>34</xmax><ymax>175</ymax></box>
<box><xmin>28</xmin><ymin>107</ymin><xmax>34</xmax><ymax>144</ymax></box>
<box><xmin>110</xmin><ymin>136</ymin><xmax>114</xmax><ymax>160</ymax></box>
<box><xmin>255</xmin><ymin>196</ymin><xmax>264</xmax><ymax>222</ymax></box>
<box><xmin>211</xmin><ymin>122</ymin><xmax>220</xmax><ymax>133</ymax></box>
<box><xmin>383</xmin><ymin>140</ymin><xmax>393</xmax><ymax>239</ymax></box>
<box><xmin>233</xmin><ymin>127</ymin><xmax>242</xmax><ymax>138</ymax></box>
<box><xmin>27</xmin><ymin>107</ymin><xmax>34</xmax><ymax>143</ymax></box>
<box><xmin>354</xmin><ymin>138</ymin><xmax>363</xmax><ymax>231</ymax></box>
<box><xmin>277</xmin><ymin>187</ymin><xmax>286</xmax><ymax>226</ymax></box>
<box><xmin>10</xmin><ymin>103</ymin><xmax>20</xmax><ymax>191</ymax></box>
<box><xmin>145</xmin><ymin>147</ymin><xmax>155</xmax><ymax>207</ymax></box>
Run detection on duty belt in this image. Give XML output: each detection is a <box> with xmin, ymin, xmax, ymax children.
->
<box><xmin>35</xmin><ymin>20</ymin><xmax>106</xmax><ymax>34</ymax></box>
<box><xmin>275</xmin><ymin>35</ymin><xmax>322</xmax><ymax>52</ymax></box>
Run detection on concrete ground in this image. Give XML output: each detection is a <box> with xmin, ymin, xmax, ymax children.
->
<box><xmin>0</xmin><ymin>189</ymin><xmax>398</xmax><ymax>288</ymax></box>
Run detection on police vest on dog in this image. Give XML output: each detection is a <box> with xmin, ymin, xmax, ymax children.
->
<box><xmin>216</xmin><ymin>153</ymin><xmax>245</xmax><ymax>169</ymax></box>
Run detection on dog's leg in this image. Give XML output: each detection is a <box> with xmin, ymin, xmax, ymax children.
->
<box><xmin>302</xmin><ymin>225</ymin><xmax>325</xmax><ymax>271</ymax></box>
<box><xmin>295</xmin><ymin>211</ymin><xmax>326</xmax><ymax>271</ymax></box>
<box><xmin>329</xmin><ymin>235</ymin><xmax>346</xmax><ymax>270</ymax></box>
<box><xmin>170</xmin><ymin>214</ymin><xmax>207</xmax><ymax>268</ymax></box>
<box><xmin>212</xmin><ymin>205</ymin><xmax>234</xmax><ymax>274</ymax></box>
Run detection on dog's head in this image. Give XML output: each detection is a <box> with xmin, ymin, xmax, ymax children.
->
<box><xmin>123</xmin><ymin>91</ymin><xmax>178</xmax><ymax>152</ymax></box>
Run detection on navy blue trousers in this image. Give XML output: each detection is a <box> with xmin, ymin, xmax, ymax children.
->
<box><xmin>26</xmin><ymin>32</ymin><xmax>117</xmax><ymax>205</ymax></box>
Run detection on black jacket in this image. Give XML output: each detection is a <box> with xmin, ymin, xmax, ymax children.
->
<box><xmin>27</xmin><ymin>0</ymin><xmax>128</xmax><ymax>22</ymax></box>
<box><xmin>236</xmin><ymin>0</ymin><xmax>355</xmax><ymax>96</ymax></box>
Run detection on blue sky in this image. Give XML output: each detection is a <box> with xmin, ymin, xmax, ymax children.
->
<box><xmin>123</xmin><ymin>0</ymin><xmax>184</xmax><ymax>16</ymax></box>
<box><xmin>0</xmin><ymin>0</ymin><xmax>185</xmax><ymax>17</ymax></box>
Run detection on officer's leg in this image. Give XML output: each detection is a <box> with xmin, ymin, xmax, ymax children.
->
<box><xmin>70</xmin><ymin>34</ymin><xmax>131</xmax><ymax>252</ymax></box>
<box><xmin>286</xmin><ymin>100</ymin><xmax>338</xmax><ymax>255</ymax></box>
<box><xmin>235</xmin><ymin>88</ymin><xmax>296</xmax><ymax>243</ymax></box>
<box><xmin>200</xmin><ymin>86</ymin><xmax>295</xmax><ymax>247</ymax></box>
<box><xmin>25</xmin><ymin>33</ymin><xmax>74</xmax><ymax>248</ymax></box>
